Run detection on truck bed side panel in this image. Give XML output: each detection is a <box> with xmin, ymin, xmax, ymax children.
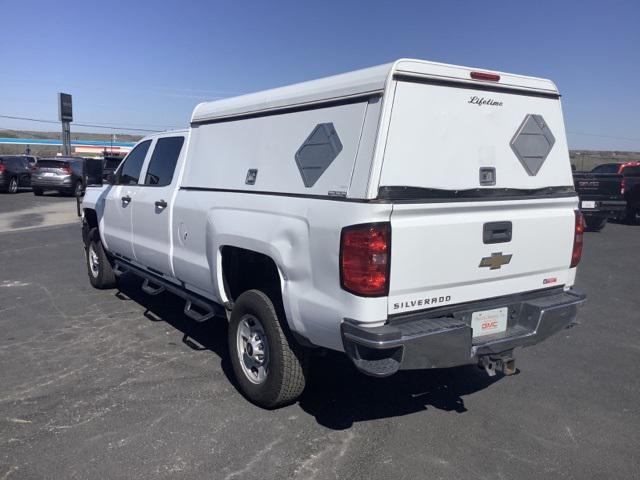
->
<box><xmin>172</xmin><ymin>191</ymin><xmax>392</xmax><ymax>351</ymax></box>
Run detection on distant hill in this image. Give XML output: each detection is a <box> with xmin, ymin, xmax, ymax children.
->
<box><xmin>570</xmin><ymin>150</ymin><xmax>640</xmax><ymax>171</ymax></box>
<box><xmin>0</xmin><ymin>130</ymin><xmax>143</xmax><ymax>156</ymax></box>
<box><xmin>1</xmin><ymin>130</ymin><xmax>638</xmax><ymax>169</ymax></box>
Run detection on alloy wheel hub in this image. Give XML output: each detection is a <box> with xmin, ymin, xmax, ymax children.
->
<box><xmin>236</xmin><ymin>315</ymin><xmax>269</xmax><ymax>384</ymax></box>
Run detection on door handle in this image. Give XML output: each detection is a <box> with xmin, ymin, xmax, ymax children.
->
<box><xmin>121</xmin><ymin>195</ymin><xmax>131</xmax><ymax>204</ymax></box>
<box><xmin>483</xmin><ymin>221</ymin><xmax>512</xmax><ymax>244</ymax></box>
<box><xmin>155</xmin><ymin>199</ymin><xmax>167</xmax><ymax>209</ymax></box>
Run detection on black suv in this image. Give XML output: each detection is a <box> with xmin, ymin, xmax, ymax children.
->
<box><xmin>0</xmin><ymin>155</ymin><xmax>37</xmax><ymax>193</ymax></box>
<box><xmin>31</xmin><ymin>157</ymin><xmax>86</xmax><ymax>196</ymax></box>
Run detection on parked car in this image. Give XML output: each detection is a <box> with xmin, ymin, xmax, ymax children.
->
<box><xmin>81</xmin><ymin>59</ymin><xmax>586</xmax><ymax>408</ymax></box>
<box><xmin>575</xmin><ymin>162</ymin><xmax>640</xmax><ymax>226</ymax></box>
<box><xmin>31</xmin><ymin>157</ymin><xmax>86</xmax><ymax>196</ymax></box>
<box><xmin>0</xmin><ymin>155</ymin><xmax>36</xmax><ymax>193</ymax></box>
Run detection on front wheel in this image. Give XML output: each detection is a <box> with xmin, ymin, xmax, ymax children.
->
<box><xmin>86</xmin><ymin>228</ymin><xmax>117</xmax><ymax>289</ymax></box>
<box><xmin>584</xmin><ymin>216</ymin><xmax>607</xmax><ymax>232</ymax></box>
<box><xmin>228</xmin><ymin>289</ymin><xmax>308</xmax><ymax>408</ymax></box>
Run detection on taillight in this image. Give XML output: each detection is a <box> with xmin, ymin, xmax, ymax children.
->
<box><xmin>62</xmin><ymin>166</ymin><xmax>73</xmax><ymax>175</ymax></box>
<box><xmin>340</xmin><ymin>222</ymin><xmax>391</xmax><ymax>297</ymax></box>
<box><xmin>621</xmin><ymin>178</ymin><xmax>627</xmax><ymax>196</ymax></box>
<box><xmin>571</xmin><ymin>211</ymin><xmax>585</xmax><ymax>268</ymax></box>
<box><xmin>470</xmin><ymin>71</ymin><xmax>500</xmax><ymax>82</ymax></box>
<box><xmin>0</xmin><ymin>164</ymin><xmax>5</xmax><ymax>173</ymax></box>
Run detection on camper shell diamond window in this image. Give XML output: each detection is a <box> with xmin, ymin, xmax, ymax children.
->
<box><xmin>295</xmin><ymin>123</ymin><xmax>343</xmax><ymax>188</ymax></box>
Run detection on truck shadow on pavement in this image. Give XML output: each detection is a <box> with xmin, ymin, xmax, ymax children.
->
<box><xmin>115</xmin><ymin>275</ymin><xmax>501</xmax><ymax>430</ymax></box>
<box><xmin>300</xmin><ymin>357</ymin><xmax>501</xmax><ymax>429</ymax></box>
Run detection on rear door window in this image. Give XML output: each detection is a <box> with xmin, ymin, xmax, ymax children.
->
<box><xmin>143</xmin><ymin>136</ymin><xmax>184</xmax><ymax>186</ymax></box>
<box><xmin>116</xmin><ymin>140</ymin><xmax>151</xmax><ymax>185</ymax></box>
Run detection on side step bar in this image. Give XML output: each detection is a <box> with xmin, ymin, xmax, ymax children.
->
<box><xmin>141</xmin><ymin>279</ymin><xmax>165</xmax><ymax>296</ymax></box>
<box><xmin>184</xmin><ymin>300</ymin><xmax>217</xmax><ymax>323</ymax></box>
<box><xmin>113</xmin><ymin>259</ymin><xmax>225</xmax><ymax>322</ymax></box>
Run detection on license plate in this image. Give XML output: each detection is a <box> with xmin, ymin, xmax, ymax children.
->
<box><xmin>43</xmin><ymin>172</ymin><xmax>54</xmax><ymax>177</ymax></box>
<box><xmin>581</xmin><ymin>201</ymin><xmax>596</xmax><ymax>209</ymax></box>
<box><xmin>471</xmin><ymin>307</ymin><xmax>508</xmax><ymax>338</ymax></box>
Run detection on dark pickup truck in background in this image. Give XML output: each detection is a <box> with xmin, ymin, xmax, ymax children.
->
<box><xmin>573</xmin><ymin>162</ymin><xmax>640</xmax><ymax>231</ymax></box>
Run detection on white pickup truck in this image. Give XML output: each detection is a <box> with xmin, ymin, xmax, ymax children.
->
<box><xmin>81</xmin><ymin>59</ymin><xmax>586</xmax><ymax>408</ymax></box>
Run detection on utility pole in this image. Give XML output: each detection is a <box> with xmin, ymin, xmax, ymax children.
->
<box><xmin>58</xmin><ymin>93</ymin><xmax>73</xmax><ymax>156</ymax></box>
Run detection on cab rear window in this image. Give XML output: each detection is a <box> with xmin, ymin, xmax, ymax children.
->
<box><xmin>590</xmin><ymin>164</ymin><xmax>616</xmax><ymax>173</ymax></box>
<box><xmin>622</xmin><ymin>166</ymin><xmax>640</xmax><ymax>176</ymax></box>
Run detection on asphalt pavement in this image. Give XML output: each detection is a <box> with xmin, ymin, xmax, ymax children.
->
<box><xmin>0</xmin><ymin>195</ymin><xmax>638</xmax><ymax>480</ymax></box>
<box><xmin>0</xmin><ymin>191</ymin><xmax>78</xmax><ymax>232</ymax></box>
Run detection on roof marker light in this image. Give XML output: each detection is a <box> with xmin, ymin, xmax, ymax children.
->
<box><xmin>470</xmin><ymin>71</ymin><xmax>500</xmax><ymax>82</ymax></box>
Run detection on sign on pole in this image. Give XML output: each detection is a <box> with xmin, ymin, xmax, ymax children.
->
<box><xmin>58</xmin><ymin>93</ymin><xmax>73</xmax><ymax>122</ymax></box>
<box><xmin>58</xmin><ymin>93</ymin><xmax>72</xmax><ymax>155</ymax></box>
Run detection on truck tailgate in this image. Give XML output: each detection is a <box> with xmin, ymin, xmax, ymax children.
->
<box><xmin>388</xmin><ymin>197</ymin><xmax>576</xmax><ymax>315</ymax></box>
<box><xmin>574</xmin><ymin>173</ymin><xmax>623</xmax><ymax>200</ymax></box>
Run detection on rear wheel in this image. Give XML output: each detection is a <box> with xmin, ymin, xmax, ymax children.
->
<box><xmin>73</xmin><ymin>181</ymin><xmax>84</xmax><ymax>197</ymax></box>
<box><xmin>623</xmin><ymin>206</ymin><xmax>637</xmax><ymax>224</ymax></box>
<box><xmin>228</xmin><ymin>289</ymin><xmax>307</xmax><ymax>408</ymax></box>
<box><xmin>86</xmin><ymin>228</ymin><xmax>116</xmax><ymax>289</ymax></box>
<box><xmin>584</xmin><ymin>216</ymin><xmax>607</xmax><ymax>231</ymax></box>
<box><xmin>33</xmin><ymin>187</ymin><xmax>43</xmax><ymax>196</ymax></box>
<box><xmin>8</xmin><ymin>177</ymin><xmax>18</xmax><ymax>194</ymax></box>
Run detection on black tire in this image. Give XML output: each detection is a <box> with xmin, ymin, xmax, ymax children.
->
<box><xmin>73</xmin><ymin>181</ymin><xmax>84</xmax><ymax>198</ymax></box>
<box><xmin>33</xmin><ymin>187</ymin><xmax>43</xmax><ymax>196</ymax></box>
<box><xmin>7</xmin><ymin>177</ymin><xmax>18</xmax><ymax>194</ymax></box>
<box><xmin>623</xmin><ymin>206</ymin><xmax>637</xmax><ymax>225</ymax></box>
<box><xmin>86</xmin><ymin>228</ymin><xmax>117</xmax><ymax>289</ymax></box>
<box><xmin>584</xmin><ymin>216</ymin><xmax>607</xmax><ymax>232</ymax></box>
<box><xmin>228</xmin><ymin>289</ymin><xmax>307</xmax><ymax>408</ymax></box>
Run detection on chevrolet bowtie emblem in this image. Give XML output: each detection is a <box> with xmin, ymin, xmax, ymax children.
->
<box><xmin>479</xmin><ymin>252</ymin><xmax>512</xmax><ymax>270</ymax></box>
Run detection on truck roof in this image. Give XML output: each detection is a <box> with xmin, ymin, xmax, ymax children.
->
<box><xmin>191</xmin><ymin>58</ymin><xmax>559</xmax><ymax>124</ymax></box>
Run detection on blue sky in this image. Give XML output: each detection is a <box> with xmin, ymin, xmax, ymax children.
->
<box><xmin>0</xmin><ymin>0</ymin><xmax>638</xmax><ymax>150</ymax></box>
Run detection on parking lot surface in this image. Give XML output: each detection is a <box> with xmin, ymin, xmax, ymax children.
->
<box><xmin>0</xmin><ymin>197</ymin><xmax>638</xmax><ymax>479</ymax></box>
<box><xmin>0</xmin><ymin>191</ymin><xmax>78</xmax><ymax>233</ymax></box>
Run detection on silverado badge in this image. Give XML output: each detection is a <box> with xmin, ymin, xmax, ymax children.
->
<box><xmin>479</xmin><ymin>252</ymin><xmax>512</xmax><ymax>270</ymax></box>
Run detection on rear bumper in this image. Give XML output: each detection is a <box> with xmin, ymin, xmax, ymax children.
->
<box><xmin>341</xmin><ymin>288</ymin><xmax>586</xmax><ymax>377</ymax></box>
<box><xmin>32</xmin><ymin>176</ymin><xmax>73</xmax><ymax>189</ymax></box>
<box><xmin>580</xmin><ymin>199</ymin><xmax>626</xmax><ymax>219</ymax></box>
